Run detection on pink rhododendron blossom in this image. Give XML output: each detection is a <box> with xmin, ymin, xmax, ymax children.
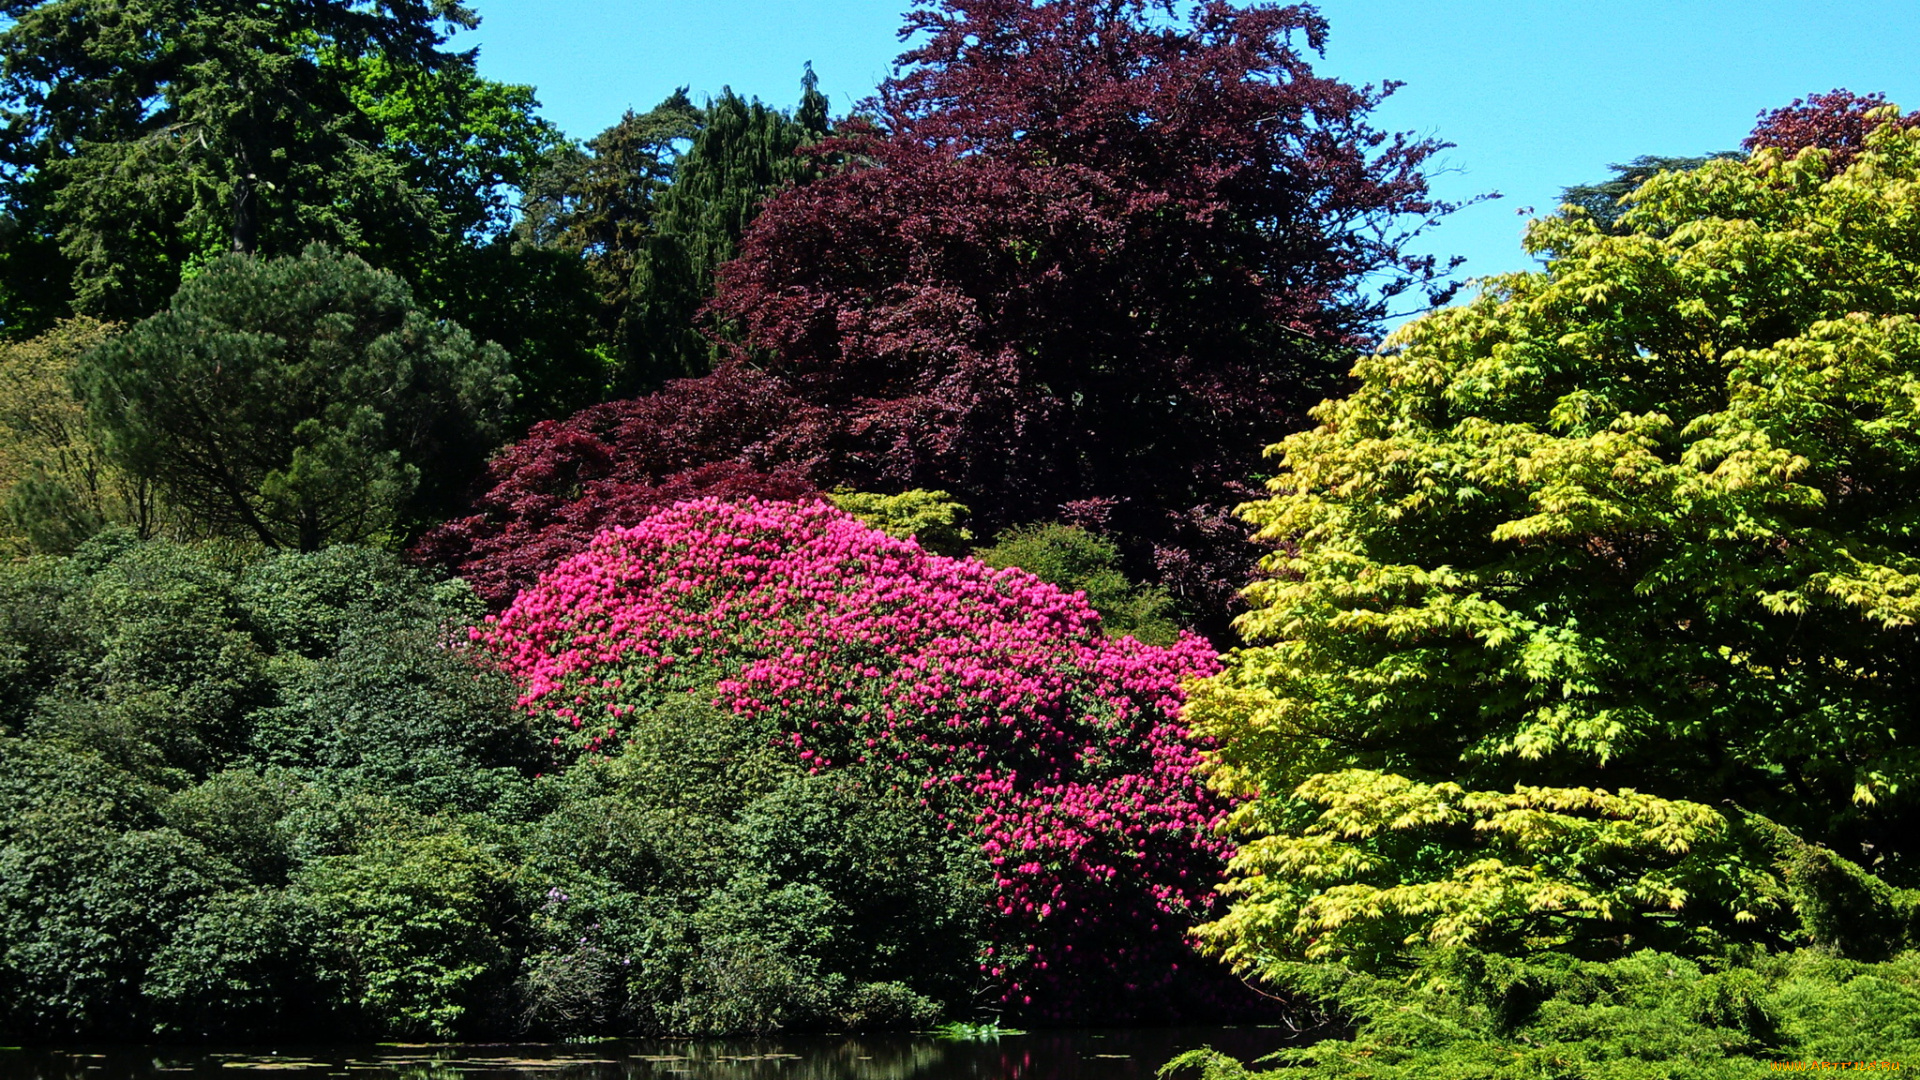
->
<box><xmin>473</xmin><ymin>497</ymin><xmax>1248</xmax><ymax>1020</ymax></box>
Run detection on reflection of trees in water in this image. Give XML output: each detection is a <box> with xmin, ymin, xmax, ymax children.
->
<box><xmin>0</xmin><ymin>1030</ymin><xmax>1302</xmax><ymax>1080</ymax></box>
<box><xmin>384</xmin><ymin>1062</ymin><xmax>467</xmax><ymax>1080</ymax></box>
<box><xmin>604</xmin><ymin>1036</ymin><xmax>959</xmax><ymax>1079</ymax></box>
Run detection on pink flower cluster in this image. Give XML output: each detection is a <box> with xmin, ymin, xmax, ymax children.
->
<box><xmin>472</xmin><ymin>497</ymin><xmax>1244</xmax><ymax>1020</ymax></box>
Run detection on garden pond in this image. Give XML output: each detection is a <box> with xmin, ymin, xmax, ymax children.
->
<box><xmin>0</xmin><ymin>1028</ymin><xmax>1291</xmax><ymax>1080</ymax></box>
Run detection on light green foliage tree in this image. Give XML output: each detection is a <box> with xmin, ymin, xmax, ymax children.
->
<box><xmin>0</xmin><ymin>317</ymin><xmax>180</xmax><ymax>552</ymax></box>
<box><xmin>75</xmin><ymin>246</ymin><xmax>514</xmax><ymax>550</ymax></box>
<box><xmin>974</xmin><ymin>522</ymin><xmax>1184</xmax><ymax>644</ymax></box>
<box><xmin>1558</xmin><ymin>152</ymin><xmax>1738</xmax><ymax>231</ymax></box>
<box><xmin>828</xmin><ymin>488</ymin><xmax>974</xmax><ymax>556</ymax></box>
<box><xmin>1191</xmin><ymin>107</ymin><xmax>1920</xmax><ymax>976</ymax></box>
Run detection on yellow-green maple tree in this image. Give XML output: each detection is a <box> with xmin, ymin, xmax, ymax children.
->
<box><xmin>1194</xmin><ymin>107</ymin><xmax>1920</xmax><ymax>972</ymax></box>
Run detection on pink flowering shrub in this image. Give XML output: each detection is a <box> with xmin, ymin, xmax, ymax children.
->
<box><xmin>472</xmin><ymin>497</ymin><xmax>1254</xmax><ymax>1021</ymax></box>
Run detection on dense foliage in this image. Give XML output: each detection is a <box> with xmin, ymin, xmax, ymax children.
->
<box><xmin>76</xmin><ymin>247</ymin><xmax>515</xmax><ymax>550</ymax></box>
<box><xmin>413</xmin><ymin>365</ymin><xmax>819</xmax><ymax>603</ymax></box>
<box><xmin>1196</xmin><ymin>104</ymin><xmax>1920</xmax><ymax>968</ymax></box>
<box><xmin>0</xmin><ymin>317</ymin><xmax>184</xmax><ymax>552</ymax></box>
<box><xmin>1165</xmin><ymin>948</ymin><xmax>1920</xmax><ymax>1079</ymax></box>
<box><xmin>0</xmin><ymin>505</ymin><xmax>1252</xmax><ymax>1039</ymax></box>
<box><xmin>0</xmin><ymin>0</ymin><xmax>556</xmax><ymax>327</ymax></box>
<box><xmin>474</xmin><ymin>497</ymin><xmax>1251</xmax><ymax>1022</ymax></box>
<box><xmin>425</xmin><ymin>0</ymin><xmax>1465</xmax><ymax>634</ymax></box>
<box><xmin>3</xmin><ymin>0</ymin><xmax>1916</xmax><ymax>1060</ymax></box>
<box><xmin>622</xmin><ymin>75</ymin><xmax>830</xmax><ymax>388</ymax></box>
<box><xmin>0</xmin><ymin>533</ymin><xmax>537</xmax><ymax>1039</ymax></box>
<box><xmin>516</xmin><ymin>92</ymin><xmax>703</xmax><ymax>339</ymax></box>
<box><xmin>1558</xmin><ymin>154</ymin><xmax>1737</xmax><ymax>231</ymax></box>
<box><xmin>974</xmin><ymin>523</ymin><xmax>1183</xmax><ymax>647</ymax></box>
<box><xmin>1745</xmin><ymin>88</ymin><xmax>1920</xmax><ymax>165</ymax></box>
<box><xmin>1177</xmin><ymin>102</ymin><xmax>1920</xmax><ymax>1074</ymax></box>
<box><xmin>509</xmin><ymin>72</ymin><xmax>828</xmax><ymax>396</ymax></box>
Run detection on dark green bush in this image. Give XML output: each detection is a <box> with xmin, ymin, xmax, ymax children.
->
<box><xmin>515</xmin><ymin>695</ymin><xmax>983</xmax><ymax>1038</ymax></box>
<box><xmin>143</xmin><ymin>889</ymin><xmax>333</xmax><ymax>1040</ymax></box>
<box><xmin>0</xmin><ymin>536</ymin><xmax>537</xmax><ymax>1041</ymax></box>
<box><xmin>0</xmin><ymin>739</ymin><xmax>238</xmax><ymax>1039</ymax></box>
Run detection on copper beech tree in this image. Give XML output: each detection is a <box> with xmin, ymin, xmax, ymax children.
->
<box><xmin>422</xmin><ymin>0</ymin><xmax>1466</xmax><ymax>627</ymax></box>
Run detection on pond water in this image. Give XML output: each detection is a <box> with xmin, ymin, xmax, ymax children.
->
<box><xmin>0</xmin><ymin>1029</ymin><xmax>1289</xmax><ymax>1080</ymax></box>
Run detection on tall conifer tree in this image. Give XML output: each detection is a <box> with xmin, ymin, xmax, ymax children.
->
<box><xmin>0</xmin><ymin>0</ymin><xmax>555</xmax><ymax>326</ymax></box>
<box><xmin>621</xmin><ymin>68</ymin><xmax>831</xmax><ymax>390</ymax></box>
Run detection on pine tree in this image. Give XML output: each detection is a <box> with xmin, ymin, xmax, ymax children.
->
<box><xmin>76</xmin><ymin>247</ymin><xmax>515</xmax><ymax>550</ymax></box>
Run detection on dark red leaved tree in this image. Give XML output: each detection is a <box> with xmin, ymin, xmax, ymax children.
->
<box><xmin>422</xmin><ymin>0</ymin><xmax>1466</xmax><ymax>630</ymax></box>
<box><xmin>1745</xmin><ymin>89</ymin><xmax>1918</xmax><ymax>166</ymax></box>
<box><xmin>413</xmin><ymin>364</ymin><xmax>823</xmax><ymax>603</ymax></box>
<box><xmin>708</xmin><ymin>0</ymin><xmax>1465</xmax><ymax>628</ymax></box>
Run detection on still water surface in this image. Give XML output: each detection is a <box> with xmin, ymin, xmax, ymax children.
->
<box><xmin>0</xmin><ymin>1029</ymin><xmax>1287</xmax><ymax>1080</ymax></box>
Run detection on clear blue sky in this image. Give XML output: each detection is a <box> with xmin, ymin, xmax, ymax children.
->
<box><xmin>460</xmin><ymin>0</ymin><xmax>1920</xmax><ymax>302</ymax></box>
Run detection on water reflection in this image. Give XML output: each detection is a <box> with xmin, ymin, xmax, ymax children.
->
<box><xmin>0</xmin><ymin>1028</ymin><xmax>1292</xmax><ymax>1080</ymax></box>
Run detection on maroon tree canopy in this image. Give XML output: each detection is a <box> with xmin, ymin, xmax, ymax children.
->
<box><xmin>422</xmin><ymin>0</ymin><xmax>1467</xmax><ymax>628</ymax></box>
<box><xmin>1745</xmin><ymin>89</ymin><xmax>1919</xmax><ymax>166</ymax></box>
<box><xmin>707</xmin><ymin>0</ymin><xmax>1465</xmax><ymax>622</ymax></box>
<box><xmin>412</xmin><ymin>364</ymin><xmax>822</xmax><ymax>604</ymax></box>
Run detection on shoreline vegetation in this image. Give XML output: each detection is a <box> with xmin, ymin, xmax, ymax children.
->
<box><xmin>1</xmin><ymin>0</ymin><xmax>1918</xmax><ymax>1073</ymax></box>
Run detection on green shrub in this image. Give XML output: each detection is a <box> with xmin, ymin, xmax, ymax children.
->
<box><xmin>0</xmin><ymin>536</ymin><xmax>538</xmax><ymax>1040</ymax></box>
<box><xmin>144</xmin><ymin>888</ymin><xmax>332</xmax><ymax>1040</ymax></box>
<box><xmin>828</xmin><ymin>488</ymin><xmax>974</xmax><ymax>556</ymax></box>
<box><xmin>0</xmin><ymin>742</ymin><xmax>237</xmax><ymax>1038</ymax></box>
<box><xmin>517</xmin><ymin>695</ymin><xmax>982</xmax><ymax>1037</ymax></box>
<box><xmin>296</xmin><ymin>826</ymin><xmax>517</xmax><ymax>1038</ymax></box>
<box><xmin>1162</xmin><ymin>949</ymin><xmax>1920</xmax><ymax>1080</ymax></box>
<box><xmin>975</xmin><ymin>522</ymin><xmax>1182</xmax><ymax>644</ymax></box>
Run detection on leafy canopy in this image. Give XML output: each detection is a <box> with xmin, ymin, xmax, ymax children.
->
<box><xmin>1191</xmin><ymin>105</ymin><xmax>1920</xmax><ymax>973</ymax></box>
<box><xmin>1163</xmin><ymin>948</ymin><xmax>1920</xmax><ymax>1080</ymax></box>
<box><xmin>77</xmin><ymin>246</ymin><xmax>514</xmax><ymax>551</ymax></box>
<box><xmin>0</xmin><ymin>0</ymin><xmax>557</xmax><ymax>327</ymax></box>
<box><xmin>707</xmin><ymin>0</ymin><xmax>1467</xmax><ymax>629</ymax></box>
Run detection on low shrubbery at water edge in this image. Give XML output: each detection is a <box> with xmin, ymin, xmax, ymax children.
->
<box><xmin>0</xmin><ymin>507</ymin><xmax>1258</xmax><ymax>1040</ymax></box>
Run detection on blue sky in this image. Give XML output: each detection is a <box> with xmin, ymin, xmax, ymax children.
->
<box><xmin>460</xmin><ymin>0</ymin><xmax>1920</xmax><ymax>302</ymax></box>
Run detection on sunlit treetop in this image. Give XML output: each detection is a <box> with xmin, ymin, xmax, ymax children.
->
<box><xmin>1190</xmin><ymin>105</ymin><xmax>1920</xmax><ymax>972</ymax></box>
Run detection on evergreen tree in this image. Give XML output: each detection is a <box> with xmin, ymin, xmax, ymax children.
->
<box><xmin>516</xmin><ymin>91</ymin><xmax>703</xmax><ymax>338</ymax></box>
<box><xmin>622</xmin><ymin>68</ymin><xmax>830</xmax><ymax>390</ymax></box>
<box><xmin>0</xmin><ymin>0</ymin><xmax>557</xmax><ymax>325</ymax></box>
<box><xmin>76</xmin><ymin>246</ymin><xmax>514</xmax><ymax>551</ymax></box>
